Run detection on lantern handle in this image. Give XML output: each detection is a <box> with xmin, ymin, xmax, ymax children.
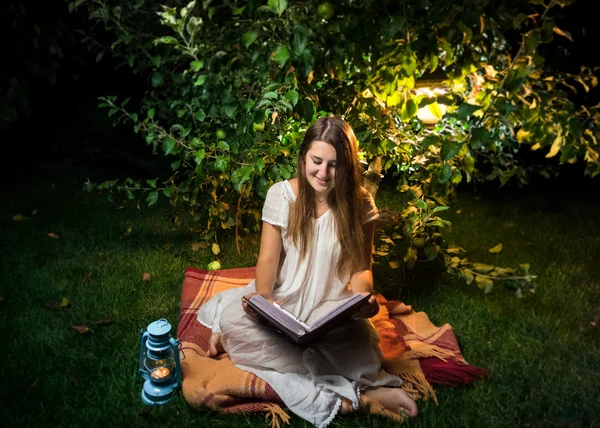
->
<box><xmin>139</xmin><ymin>330</ymin><xmax>149</xmax><ymax>375</ymax></box>
<box><xmin>170</xmin><ymin>337</ymin><xmax>182</xmax><ymax>386</ymax></box>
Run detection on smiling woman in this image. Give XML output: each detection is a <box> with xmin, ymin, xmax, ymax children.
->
<box><xmin>198</xmin><ymin>117</ymin><xmax>418</xmax><ymax>426</ymax></box>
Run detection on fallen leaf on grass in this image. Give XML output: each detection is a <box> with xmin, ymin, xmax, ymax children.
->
<box><xmin>72</xmin><ymin>325</ymin><xmax>91</xmax><ymax>334</ymax></box>
<box><xmin>48</xmin><ymin>232</ymin><xmax>59</xmax><ymax>239</ymax></box>
<box><xmin>389</xmin><ymin>261</ymin><xmax>400</xmax><ymax>269</ymax></box>
<box><xmin>68</xmin><ymin>375</ymin><xmax>80</xmax><ymax>388</ymax></box>
<box><xmin>82</xmin><ymin>271</ymin><xmax>92</xmax><ymax>282</ymax></box>
<box><xmin>94</xmin><ymin>319</ymin><xmax>113</xmax><ymax>326</ymax></box>
<box><xmin>26</xmin><ymin>378</ymin><xmax>39</xmax><ymax>394</ymax></box>
<box><xmin>13</xmin><ymin>214</ymin><xmax>27</xmax><ymax>221</ymax></box>
<box><xmin>43</xmin><ymin>297</ymin><xmax>71</xmax><ymax>310</ymax></box>
<box><xmin>142</xmin><ymin>272</ymin><xmax>151</xmax><ymax>281</ymax></box>
<box><xmin>488</xmin><ymin>243</ymin><xmax>503</xmax><ymax>254</ymax></box>
<box><xmin>191</xmin><ymin>242</ymin><xmax>202</xmax><ymax>252</ymax></box>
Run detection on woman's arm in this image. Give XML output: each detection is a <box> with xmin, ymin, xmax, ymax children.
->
<box><xmin>350</xmin><ymin>221</ymin><xmax>379</xmax><ymax>318</ymax></box>
<box><xmin>254</xmin><ymin>222</ymin><xmax>283</xmax><ymax>298</ymax></box>
<box><xmin>241</xmin><ymin>221</ymin><xmax>283</xmax><ymax>315</ymax></box>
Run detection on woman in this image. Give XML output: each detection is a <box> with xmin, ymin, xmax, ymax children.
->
<box><xmin>197</xmin><ymin>117</ymin><xmax>417</xmax><ymax>427</ymax></box>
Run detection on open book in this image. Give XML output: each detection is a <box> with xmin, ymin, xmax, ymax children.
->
<box><xmin>244</xmin><ymin>293</ymin><xmax>372</xmax><ymax>346</ymax></box>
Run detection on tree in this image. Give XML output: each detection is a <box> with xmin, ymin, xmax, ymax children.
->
<box><xmin>73</xmin><ymin>0</ymin><xmax>598</xmax><ymax>293</ymax></box>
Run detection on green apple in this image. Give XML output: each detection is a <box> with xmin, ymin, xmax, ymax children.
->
<box><xmin>207</xmin><ymin>261</ymin><xmax>221</xmax><ymax>271</ymax></box>
<box><xmin>216</xmin><ymin>129</ymin><xmax>226</xmax><ymax>140</ymax></box>
<box><xmin>317</xmin><ymin>2</ymin><xmax>334</xmax><ymax>20</ymax></box>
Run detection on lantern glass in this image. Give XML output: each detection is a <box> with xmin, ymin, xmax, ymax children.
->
<box><xmin>142</xmin><ymin>347</ymin><xmax>176</xmax><ymax>381</ymax></box>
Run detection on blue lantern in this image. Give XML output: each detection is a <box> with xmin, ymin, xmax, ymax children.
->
<box><xmin>138</xmin><ymin>318</ymin><xmax>182</xmax><ymax>405</ymax></box>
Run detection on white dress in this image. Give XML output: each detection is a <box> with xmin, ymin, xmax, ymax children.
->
<box><xmin>197</xmin><ymin>180</ymin><xmax>402</xmax><ymax>427</ymax></box>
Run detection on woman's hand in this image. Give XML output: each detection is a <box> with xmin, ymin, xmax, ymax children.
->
<box><xmin>241</xmin><ymin>292</ymin><xmax>278</xmax><ymax>315</ymax></box>
<box><xmin>207</xmin><ymin>333</ymin><xmax>224</xmax><ymax>358</ymax></box>
<box><xmin>352</xmin><ymin>292</ymin><xmax>379</xmax><ymax>319</ymax></box>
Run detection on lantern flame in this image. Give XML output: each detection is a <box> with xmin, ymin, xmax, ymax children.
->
<box><xmin>151</xmin><ymin>367</ymin><xmax>171</xmax><ymax>380</ymax></box>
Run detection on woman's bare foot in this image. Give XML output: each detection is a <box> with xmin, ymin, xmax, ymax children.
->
<box><xmin>207</xmin><ymin>333</ymin><xmax>225</xmax><ymax>357</ymax></box>
<box><xmin>363</xmin><ymin>387</ymin><xmax>418</xmax><ymax>417</ymax></box>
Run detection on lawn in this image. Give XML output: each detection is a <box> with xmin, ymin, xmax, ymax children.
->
<box><xmin>1</xmin><ymin>163</ymin><xmax>599</xmax><ymax>427</ymax></box>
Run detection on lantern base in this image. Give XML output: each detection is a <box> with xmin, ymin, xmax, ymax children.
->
<box><xmin>141</xmin><ymin>379</ymin><xmax>179</xmax><ymax>406</ymax></box>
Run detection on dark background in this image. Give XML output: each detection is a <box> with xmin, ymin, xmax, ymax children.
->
<box><xmin>1</xmin><ymin>0</ymin><xmax>599</xmax><ymax>184</ymax></box>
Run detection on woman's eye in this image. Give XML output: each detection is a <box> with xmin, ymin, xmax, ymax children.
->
<box><xmin>313</xmin><ymin>161</ymin><xmax>322</xmax><ymax>165</ymax></box>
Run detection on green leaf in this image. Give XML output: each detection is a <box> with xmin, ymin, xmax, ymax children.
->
<box><xmin>463</xmin><ymin>156</ymin><xmax>475</xmax><ymax>174</ymax></box>
<box><xmin>472</xmin><ymin>263</ymin><xmax>495</xmax><ymax>273</ymax></box>
<box><xmin>255</xmin><ymin>175</ymin><xmax>269</xmax><ymax>199</ymax></box>
<box><xmin>475</xmin><ymin>275</ymin><xmax>494</xmax><ymax>294</ymax></box>
<box><xmin>457</xmin><ymin>103</ymin><xmax>481</xmax><ymax>119</ymax></box>
<box><xmin>147</xmin><ymin>179</ymin><xmax>157</xmax><ymax>188</ymax></box>
<box><xmin>194</xmin><ymin>75</ymin><xmax>207</xmax><ymax>86</ymax></box>
<box><xmin>513</xmin><ymin>13</ymin><xmax>528</xmax><ymax>29</ymax></box>
<box><xmin>231</xmin><ymin>165</ymin><xmax>255</xmax><ymax>191</ymax></box>
<box><xmin>151</xmin><ymin>72</ymin><xmax>164</xmax><ymax>87</ymax></box>
<box><xmin>243</xmin><ymin>31</ymin><xmax>258</xmax><ymax>48</ymax></box>
<box><xmin>403</xmin><ymin>247</ymin><xmax>417</xmax><ymax>269</ymax></box>
<box><xmin>470</xmin><ymin>127</ymin><xmax>491</xmax><ymax>149</ymax></box>
<box><xmin>432</xmin><ymin>206</ymin><xmax>450</xmax><ymax>213</ymax></box>
<box><xmin>427</xmin><ymin>102</ymin><xmax>443</xmax><ymax>119</ymax></box>
<box><xmin>194</xmin><ymin>149</ymin><xmax>205</xmax><ymax>166</ymax></box>
<box><xmin>489</xmin><ymin>243</ymin><xmax>503</xmax><ymax>253</ymax></box>
<box><xmin>223</xmin><ymin>102</ymin><xmax>238</xmax><ymax>118</ymax></box>
<box><xmin>291</xmin><ymin>26</ymin><xmax>309</xmax><ymax>55</ymax></box>
<box><xmin>146</xmin><ymin>191</ymin><xmax>159</xmax><ymax>206</ymax></box>
<box><xmin>151</xmin><ymin>55</ymin><xmax>162</xmax><ymax>68</ymax></box>
<box><xmin>273</xmin><ymin>46</ymin><xmax>290</xmax><ymax>66</ymax></box>
<box><xmin>186</xmin><ymin>16</ymin><xmax>202</xmax><ymax>36</ymax></box>
<box><xmin>190</xmin><ymin>60</ymin><xmax>204</xmax><ymax>71</ymax></box>
<box><xmin>147</xmin><ymin>108</ymin><xmax>155</xmax><ymax>119</ymax></box>
<box><xmin>284</xmin><ymin>90</ymin><xmax>299</xmax><ymax>107</ymax></box>
<box><xmin>296</xmin><ymin>98</ymin><xmax>314</xmax><ymax>122</ymax></box>
<box><xmin>217</xmin><ymin>141</ymin><xmax>229</xmax><ymax>151</ymax></box>
<box><xmin>424</xmin><ymin>244</ymin><xmax>440</xmax><ymax>261</ymax></box>
<box><xmin>400</xmin><ymin>98</ymin><xmax>417</xmax><ymax>120</ymax></box>
<box><xmin>421</xmin><ymin>135</ymin><xmax>441</xmax><ymax>148</ymax></box>
<box><xmin>438</xmin><ymin>163</ymin><xmax>452</xmax><ymax>183</ymax></box>
<box><xmin>154</xmin><ymin>36</ymin><xmax>178</xmax><ymax>45</ymax></box>
<box><xmin>195</xmin><ymin>108</ymin><xmax>206</xmax><ymax>121</ymax></box>
<box><xmin>430</xmin><ymin>53</ymin><xmax>439</xmax><ymax>72</ymax></box>
<box><xmin>170</xmin><ymin>160</ymin><xmax>181</xmax><ymax>171</ymax></box>
<box><xmin>461</xmin><ymin>268</ymin><xmax>474</xmax><ymax>285</ymax></box>
<box><xmin>440</xmin><ymin>141</ymin><xmax>461</xmax><ymax>161</ymax></box>
<box><xmin>268</xmin><ymin>0</ymin><xmax>287</xmax><ymax>16</ymax></box>
<box><xmin>163</xmin><ymin>138</ymin><xmax>176</xmax><ymax>155</ymax></box>
<box><xmin>414</xmin><ymin>199</ymin><xmax>428</xmax><ymax>210</ymax></box>
<box><xmin>163</xmin><ymin>184</ymin><xmax>175</xmax><ymax>197</ymax></box>
<box><xmin>215</xmin><ymin>156</ymin><xmax>229</xmax><ymax>172</ymax></box>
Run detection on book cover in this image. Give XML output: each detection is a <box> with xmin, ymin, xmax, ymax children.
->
<box><xmin>244</xmin><ymin>293</ymin><xmax>372</xmax><ymax>346</ymax></box>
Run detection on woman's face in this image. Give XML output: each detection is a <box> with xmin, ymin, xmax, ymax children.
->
<box><xmin>304</xmin><ymin>140</ymin><xmax>337</xmax><ymax>194</ymax></box>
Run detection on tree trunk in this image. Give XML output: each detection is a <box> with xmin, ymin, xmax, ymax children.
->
<box><xmin>363</xmin><ymin>156</ymin><xmax>383</xmax><ymax>198</ymax></box>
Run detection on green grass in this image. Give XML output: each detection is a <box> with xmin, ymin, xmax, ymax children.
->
<box><xmin>1</xmin><ymin>168</ymin><xmax>599</xmax><ymax>428</ymax></box>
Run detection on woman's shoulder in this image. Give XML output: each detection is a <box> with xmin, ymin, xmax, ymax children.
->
<box><xmin>266</xmin><ymin>180</ymin><xmax>295</xmax><ymax>202</ymax></box>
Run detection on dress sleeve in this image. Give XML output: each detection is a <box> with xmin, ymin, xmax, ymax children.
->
<box><xmin>360</xmin><ymin>191</ymin><xmax>379</xmax><ymax>225</ymax></box>
<box><xmin>262</xmin><ymin>181</ymin><xmax>290</xmax><ymax>227</ymax></box>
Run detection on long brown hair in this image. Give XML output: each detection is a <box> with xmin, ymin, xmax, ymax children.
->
<box><xmin>287</xmin><ymin>117</ymin><xmax>369</xmax><ymax>278</ymax></box>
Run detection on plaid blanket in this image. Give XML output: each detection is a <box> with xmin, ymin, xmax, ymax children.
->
<box><xmin>178</xmin><ymin>267</ymin><xmax>487</xmax><ymax>426</ymax></box>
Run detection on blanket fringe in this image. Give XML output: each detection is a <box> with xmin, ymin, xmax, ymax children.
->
<box><xmin>262</xmin><ymin>403</ymin><xmax>290</xmax><ymax>428</ymax></box>
<box><xmin>399</xmin><ymin>372</ymin><xmax>438</xmax><ymax>405</ymax></box>
<box><xmin>402</xmin><ymin>346</ymin><xmax>460</xmax><ymax>363</ymax></box>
